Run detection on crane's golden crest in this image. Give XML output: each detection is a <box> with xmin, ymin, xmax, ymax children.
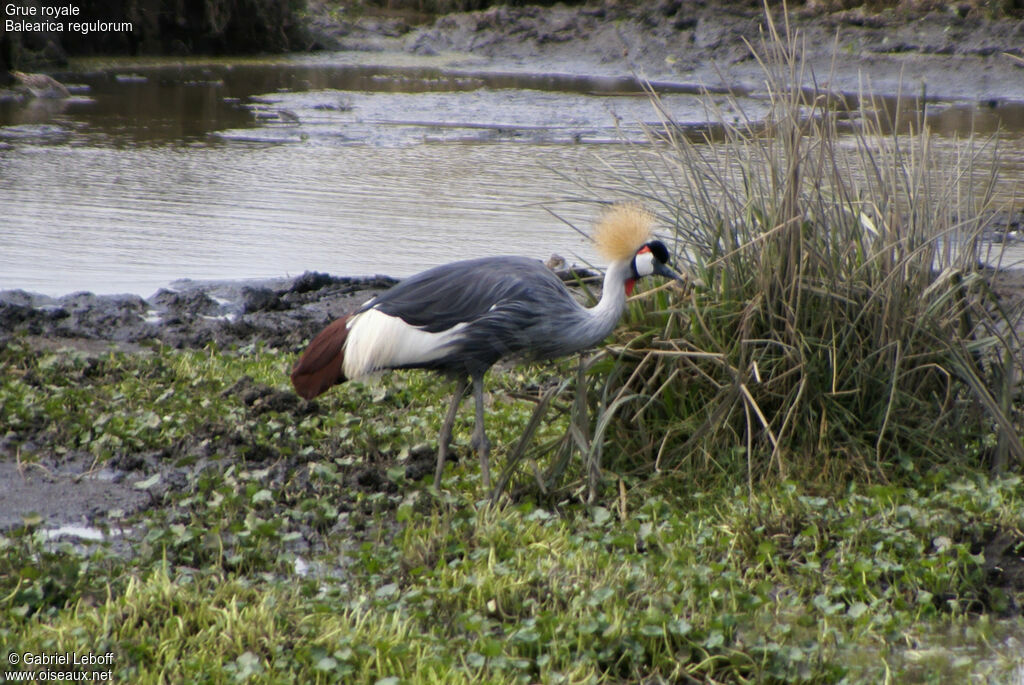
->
<box><xmin>593</xmin><ymin>204</ymin><xmax>654</xmax><ymax>262</ymax></box>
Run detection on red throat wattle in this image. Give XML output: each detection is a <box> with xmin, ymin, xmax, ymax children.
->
<box><xmin>624</xmin><ymin>279</ymin><xmax>636</xmax><ymax>295</ymax></box>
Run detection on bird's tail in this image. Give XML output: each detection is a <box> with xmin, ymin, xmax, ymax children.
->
<box><xmin>291</xmin><ymin>315</ymin><xmax>351</xmax><ymax>399</ymax></box>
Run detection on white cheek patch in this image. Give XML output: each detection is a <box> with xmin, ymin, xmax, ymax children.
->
<box><xmin>634</xmin><ymin>249</ymin><xmax>656</xmax><ymax>278</ymax></box>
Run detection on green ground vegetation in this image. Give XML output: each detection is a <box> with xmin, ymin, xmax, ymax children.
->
<box><xmin>1</xmin><ymin>342</ymin><xmax>1022</xmax><ymax>683</ymax></box>
<box><xmin>4</xmin><ymin>11</ymin><xmax>1024</xmax><ymax>683</ymax></box>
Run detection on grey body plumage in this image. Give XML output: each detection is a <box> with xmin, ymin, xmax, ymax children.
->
<box><xmin>290</xmin><ymin>206</ymin><xmax>681</xmax><ymax>491</ymax></box>
<box><xmin>362</xmin><ymin>256</ymin><xmax>620</xmax><ymax>376</ymax></box>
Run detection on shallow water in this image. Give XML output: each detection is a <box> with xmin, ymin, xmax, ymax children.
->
<box><xmin>1</xmin><ymin>56</ymin><xmax>1023</xmax><ymax>296</ymax></box>
<box><xmin>0</xmin><ymin>142</ymin><xmax>610</xmax><ymax>295</ymax></box>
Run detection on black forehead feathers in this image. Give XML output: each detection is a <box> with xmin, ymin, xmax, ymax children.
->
<box><xmin>644</xmin><ymin>240</ymin><xmax>670</xmax><ymax>264</ymax></box>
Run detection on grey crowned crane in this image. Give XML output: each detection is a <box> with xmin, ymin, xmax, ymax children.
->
<box><xmin>290</xmin><ymin>205</ymin><xmax>681</xmax><ymax>489</ymax></box>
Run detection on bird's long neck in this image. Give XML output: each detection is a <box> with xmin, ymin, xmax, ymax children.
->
<box><xmin>576</xmin><ymin>259</ymin><xmax>632</xmax><ymax>348</ymax></box>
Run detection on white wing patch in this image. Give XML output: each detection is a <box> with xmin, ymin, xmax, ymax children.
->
<box><xmin>343</xmin><ymin>308</ymin><xmax>467</xmax><ymax>380</ymax></box>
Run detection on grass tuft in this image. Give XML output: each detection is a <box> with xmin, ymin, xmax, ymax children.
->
<box><xmin>537</xmin><ymin>5</ymin><xmax>1024</xmax><ymax>495</ymax></box>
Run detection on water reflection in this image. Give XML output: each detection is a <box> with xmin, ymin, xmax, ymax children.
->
<box><xmin>835</xmin><ymin>92</ymin><xmax>1024</xmax><ymax>138</ymax></box>
<box><xmin>929</xmin><ymin>101</ymin><xmax>1024</xmax><ymax>137</ymax></box>
<box><xmin>0</xmin><ymin>62</ymin><xmax>723</xmax><ymax>147</ymax></box>
<box><xmin>3</xmin><ymin>60</ymin><xmax>1023</xmax><ymax>147</ymax></box>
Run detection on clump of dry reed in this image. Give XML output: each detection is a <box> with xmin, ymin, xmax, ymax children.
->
<box><xmin>502</xmin><ymin>7</ymin><xmax>1023</xmax><ymax>499</ymax></box>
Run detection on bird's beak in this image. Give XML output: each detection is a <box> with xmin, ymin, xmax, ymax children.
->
<box><xmin>653</xmin><ymin>261</ymin><xmax>683</xmax><ymax>282</ymax></box>
<box><xmin>654</xmin><ymin>261</ymin><xmax>705</xmax><ymax>288</ymax></box>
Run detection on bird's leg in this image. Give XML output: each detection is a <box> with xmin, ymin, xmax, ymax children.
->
<box><xmin>470</xmin><ymin>373</ymin><xmax>492</xmax><ymax>490</ymax></box>
<box><xmin>434</xmin><ymin>376</ymin><xmax>469</xmax><ymax>488</ymax></box>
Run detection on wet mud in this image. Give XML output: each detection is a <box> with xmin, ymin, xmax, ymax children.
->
<box><xmin>0</xmin><ymin>272</ymin><xmax>398</xmax><ymax>351</ymax></box>
<box><xmin>306</xmin><ymin>1</ymin><xmax>1024</xmax><ymax>103</ymax></box>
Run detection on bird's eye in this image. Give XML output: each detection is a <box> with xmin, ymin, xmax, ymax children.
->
<box><xmin>647</xmin><ymin>240</ymin><xmax>670</xmax><ymax>264</ymax></box>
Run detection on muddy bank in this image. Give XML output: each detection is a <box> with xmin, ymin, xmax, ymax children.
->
<box><xmin>10</xmin><ymin>1</ymin><xmax>1023</xmax><ymax>103</ymax></box>
<box><xmin>0</xmin><ymin>272</ymin><xmax>398</xmax><ymax>352</ymax></box>
<box><xmin>5</xmin><ymin>254</ymin><xmax>1019</xmax><ymax>353</ymax></box>
<box><xmin>0</xmin><ymin>261</ymin><xmax>602</xmax><ymax>352</ymax></box>
<box><xmin>306</xmin><ymin>1</ymin><xmax>1024</xmax><ymax>102</ymax></box>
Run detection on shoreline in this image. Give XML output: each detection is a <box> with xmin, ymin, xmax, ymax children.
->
<box><xmin>3</xmin><ymin>260</ymin><xmax>1023</xmax><ymax>352</ymax></box>
<box><xmin>0</xmin><ymin>264</ymin><xmax>601</xmax><ymax>352</ymax></box>
<box><xmin>13</xmin><ymin>2</ymin><xmax>1024</xmax><ymax>106</ymax></box>
<box><xmin>0</xmin><ymin>272</ymin><xmax>397</xmax><ymax>352</ymax></box>
<box><xmin>303</xmin><ymin>1</ymin><xmax>1024</xmax><ymax>104</ymax></box>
